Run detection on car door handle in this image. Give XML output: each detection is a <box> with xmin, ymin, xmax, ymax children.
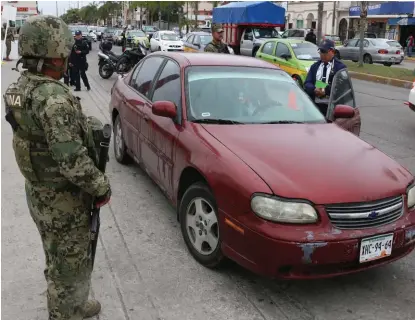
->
<box><xmin>143</xmin><ymin>114</ymin><xmax>149</xmax><ymax>122</ymax></box>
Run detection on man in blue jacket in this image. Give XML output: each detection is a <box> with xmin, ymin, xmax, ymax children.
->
<box><xmin>304</xmin><ymin>39</ymin><xmax>346</xmax><ymax>116</ymax></box>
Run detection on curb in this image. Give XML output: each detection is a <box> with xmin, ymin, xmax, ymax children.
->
<box><xmin>349</xmin><ymin>71</ymin><xmax>413</xmax><ymax>89</ymax></box>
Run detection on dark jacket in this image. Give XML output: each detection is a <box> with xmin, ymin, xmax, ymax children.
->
<box><xmin>305</xmin><ymin>32</ymin><xmax>316</xmax><ymax>44</ymax></box>
<box><xmin>69</xmin><ymin>38</ymin><xmax>89</xmax><ymax>67</ymax></box>
<box><xmin>304</xmin><ymin>57</ymin><xmax>347</xmax><ymax>100</ymax></box>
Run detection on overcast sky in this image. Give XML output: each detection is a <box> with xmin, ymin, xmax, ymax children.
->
<box><xmin>38</xmin><ymin>1</ymin><xmax>93</xmax><ymax>16</ymax></box>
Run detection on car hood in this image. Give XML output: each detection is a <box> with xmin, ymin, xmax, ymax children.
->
<box><xmin>201</xmin><ymin>123</ymin><xmax>413</xmax><ymax>204</ymax></box>
<box><xmin>160</xmin><ymin>40</ymin><xmax>183</xmax><ymax>46</ymax></box>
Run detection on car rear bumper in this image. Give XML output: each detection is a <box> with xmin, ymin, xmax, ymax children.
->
<box><xmin>222</xmin><ymin>206</ymin><xmax>415</xmax><ymax>279</ymax></box>
<box><xmin>372</xmin><ymin>53</ymin><xmax>401</xmax><ymax>63</ymax></box>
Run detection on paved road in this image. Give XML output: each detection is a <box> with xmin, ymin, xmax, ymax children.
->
<box><xmin>2</xmin><ymin>45</ymin><xmax>415</xmax><ymax>320</ymax></box>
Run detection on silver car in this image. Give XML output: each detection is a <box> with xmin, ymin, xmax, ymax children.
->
<box><xmin>281</xmin><ymin>28</ymin><xmax>310</xmax><ymax>40</ymax></box>
<box><xmin>335</xmin><ymin>38</ymin><xmax>403</xmax><ymax>66</ymax></box>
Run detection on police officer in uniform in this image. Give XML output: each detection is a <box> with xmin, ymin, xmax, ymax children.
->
<box><xmin>70</xmin><ymin>30</ymin><xmax>91</xmax><ymax>91</ymax></box>
<box><xmin>204</xmin><ymin>23</ymin><xmax>230</xmax><ymax>53</ymax></box>
<box><xmin>304</xmin><ymin>39</ymin><xmax>346</xmax><ymax>116</ymax></box>
<box><xmin>4</xmin><ymin>15</ymin><xmax>111</xmax><ymax>319</ymax></box>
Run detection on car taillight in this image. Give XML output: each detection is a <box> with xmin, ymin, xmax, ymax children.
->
<box><xmin>396</xmin><ymin>50</ymin><xmax>400</xmax><ymax>54</ymax></box>
<box><xmin>378</xmin><ymin>49</ymin><xmax>388</xmax><ymax>54</ymax></box>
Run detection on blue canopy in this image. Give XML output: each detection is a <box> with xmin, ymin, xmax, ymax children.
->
<box><xmin>212</xmin><ymin>1</ymin><xmax>286</xmax><ymax>25</ymax></box>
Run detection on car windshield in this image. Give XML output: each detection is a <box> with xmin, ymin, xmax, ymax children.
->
<box><xmin>143</xmin><ymin>26</ymin><xmax>158</xmax><ymax>32</ymax></box>
<box><xmin>291</xmin><ymin>42</ymin><xmax>320</xmax><ymax>60</ymax></box>
<box><xmin>200</xmin><ymin>35</ymin><xmax>212</xmax><ymax>44</ymax></box>
<box><xmin>129</xmin><ymin>31</ymin><xmax>146</xmax><ymax>37</ymax></box>
<box><xmin>161</xmin><ymin>33</ymin><xmax>180</xmax><ymax>41</ymax></box>
<box><xmin>253</xmin><ymin>28</ymin><xmax>281</xmax><ymax>38</ymax></box>
<box><xmin>325</xmin><ymin>35</ymin><xmax>340</xmax><ymax>41</ymax></box>
<box><xmin>186</xmin><ymin>66</ymin><xmax>326</xmax><ymax>124</ymax></box>
<box><xmin>370</xmin><ymin>39</ymin><xmax>390</xmax><ymax>46</ymax></box>
<box><xmin>77</xmin><ymin>26</ymin><xmax>88</xmax><ymax>32</ymax></box>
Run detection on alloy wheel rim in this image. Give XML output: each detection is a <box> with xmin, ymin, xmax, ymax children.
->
<box><xmin>115</xmin><ymin>122</ymin><xmax>123</xmax><ymax>158</ymax></box>
<box><xmin>185</xmin><ymin>198</ymin><xmax>219</xmax><ymax>255</ymax></box>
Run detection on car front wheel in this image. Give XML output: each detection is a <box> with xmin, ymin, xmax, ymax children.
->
<box><xmin>179</xmin><ymin>182</ymin><xmax>224</xmax><ymax>268</ymax></box>
<box><xmin>113</xmin><ymin>114</ymin><xmax>131</xmax><ymax>164</ymax></box>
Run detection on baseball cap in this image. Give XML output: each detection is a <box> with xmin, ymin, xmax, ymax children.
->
<box><xmin>75</xmin><ymin>30</ymin><xmax>82</xmax><ymax>35</ymax></box>
<box><xmin>318</xmin><ymin>39</ymin><xmax>335</xmax><ymax>53</ymax></box>
<box><xmin>211</xmin><ymin>23</ymin><xmax>224</xmax><ymax>33</ymax></box>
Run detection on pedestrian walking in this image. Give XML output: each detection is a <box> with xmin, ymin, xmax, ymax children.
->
<box><xmin>121</xmin><ymin>26</ymin><xmax>127</xmax><ymax>52</ymax></box>
<box><xmin>406</xmin><ymin>33</ymin><xmax>414</xmax><ymax>57</ymax></box>
<box><xmin>304</xmin><ymin>39</ymin><xmax>346</xmax><ymax>116</ymax></box>
<box><xmin>70</xmin><ymin>30</ymin><xmax>91</xmax><ymax>91</ymax></box>
<box><xmin>3</xmin><ymin>15</ymin><xmax>111</xmax><ymax>320</ymax></box>
<box><xmin>305</xmin><ymin>29</ymin><xmax>317</xmax><ymax>44</ymax></box>
<box><xmin>204</xmin><ymin>24</ymin><xmax>230</xmax><ymax>53</ymax></box>
<box><xmin>4</xmin><ymin>27</ymin><xmax>15</xmax><ymax>61</ymax></box>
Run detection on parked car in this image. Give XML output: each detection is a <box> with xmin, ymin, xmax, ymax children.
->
<box><xmin>109</xmin><ymin>52</ymin><xmax>415</xmax><ymax>279</ymax></box>
<box><xmin>112</xmin><ymin>30</ymin><xmax>123</xmax><ymax>45</ymax></box>
<box><xmin>182</xmin><ymin>31</ymin><xmax>212</xmax><ymax>52</ymax></box>
<box><xmin>142</xmin><ymin>25</ymin><xmax>159</xmax><ymax>39</ymax></box>
<box><xmin>281</xmin><ymin>28</ymin><xmax>310</xmax><ymax>40</ymax></box>
<box><xmin>150</xmin><ymin>30</ymin><xmax>183</xmax><ymax>52</ymax></box>
<box><xmin>102</xmin><ymin>28</ymin><xmax>116</xmax><ymax>42</ymax></box>
<box><xmin>335</xmin><ymin>38</ymin><xmax>402</xmax><ymax>66</ymax></box>
<box><xmin>406</xmin><ymin>81</ymin><xmax>415</xmax><ymax>112</ymax></box>
<box><xmin>256</xmin><ymin>39</ymin><xmax>320</xmax><ymax>87</ymax></box>
<box><xmin>323</xmin><ymin>35</ymin><xmax>342</xmax><ymax>46</ymax></box>
<box><xmin>126</xmin><ymin>30</ymin><xmax>150</xmax><ymax>49</ymax></box>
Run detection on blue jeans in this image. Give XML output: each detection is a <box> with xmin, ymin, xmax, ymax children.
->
<box><xmin>408</xmin><ymin>46</ymin><xmax>413</xmax><ymax>57</ymax></box>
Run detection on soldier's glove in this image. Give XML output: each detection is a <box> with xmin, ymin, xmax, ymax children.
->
<box><xmin>94</xmin><ymin>188</ymin><xmax>111</xmax><ymax>208</ymax></box>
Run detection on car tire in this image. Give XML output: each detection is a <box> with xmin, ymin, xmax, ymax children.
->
<box><xmin>179</xmin><ymin>182</ymin><xmax>225</xmax><ymax>268</ymax></box>
<box><xmin>99</xmin><ymin>63</ymin><xmax>114</xmax><ymax>79</ymax></box>
<box><xmin>158</xmin><ymin>46</ymin><xmax>161</xmax><ymax>51</ymax></box>
<box><xmin>113</xmin><ymin>115</ymin><xmax>131</xmax><ymax>164</ymax></box>
<box><xmin>252</xmin><ymin>47</ymin><xmax>259</xmax><ymax>57</ymax></box>
<box><xmin>363</xmin><ymin>54</ymin><xmax>372</xmax><ymax>64</ymax></box>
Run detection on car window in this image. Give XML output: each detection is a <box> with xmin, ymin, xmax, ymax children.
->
<box><xmin>186</xmin><ymin>66</ymin><xmax>326</xmax><ymax>124</ymax></box>
<box><xmin>291</xmin><ymin>42</ymin><xmax>319</xmax><ymax>60</ymax></box>
<box><xmin>131</xmin><ymin>57</ymin><xmax>165</xmax><ymax>97</ymax></box>
<box><xmin>244</xmin><ymin>28</ymin><xmax>253</xmax><ymax>40</ymax></box>
<box><xmin>161</xmin><ymin>33</ymin><xmax>180</xmax><ymax>41</ymax></box>
<box><xmin>152</xmin><ymin>60</ymin><xmax>181</xmax><ymax>108</ymax></box>
<box><xmin>386</xmin><ymin>40</ymin><xmax>401</xmax><ymax>47</ymax></box>
<box><xmin>346</xmin><ymin>39</ymin><xmax>358</xmax><ymax>47</ymax></box>
<box><xmin>193</xmin><ymin>35</ymin><xmax>201</xmax><ymax>45</ymax></box>
<box><xmin>253</xmin><ymin>28</ymin><xmax>280</xmax><ymax>38</ymax></box>
<box><xmin>187</xmin><ymin>35</ymin><xmax>194</xmax><ymax>44</ymax></box>
<box><xmin>275</xmin><ymin>42</ymin><xmax>290</xmax><ymax>57</ymax></box>
<box><xmin>200</xmin><ymin>35</ymin><xmax>212</xmax><ymax>44</ymax></box>
<box><xmin>261</xmin><ymin>41</ymin><xmax>276</xmax><ymax>55</ymax></box>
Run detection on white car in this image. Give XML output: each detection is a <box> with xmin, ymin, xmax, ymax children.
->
<box><xmin>406</xmin><ymin>82</ymin><xmax>415</xmax><ymax>113</ymax></box>
<box><xmin>150</xmin><ymin>30</ymin><xmax>183</xmax><ymax>52</ymax></box>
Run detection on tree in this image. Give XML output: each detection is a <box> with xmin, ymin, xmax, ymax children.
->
<box><xmin>61</xmin><ymin>8</ymin><xmax>81</xmax><ymax>24</ymax></box>
<box><xmin>97</xmin><ymin>1</ymin><xmax>121</xmax><ymax>26</ymax></box>
<box><xmin>190</xmin><ymin>1</ymin><xmax>199</xmax><ymax>29</ymax></box>
<box><xmin>358</xmin><ymin>1</ymin><xmax>368</xmax><ymax>67</ymax></box>
<box><xmin>79</xmin><ymin>3</ymin><xmax>98</xmax><ymax>25</ymax></box>
<box><xmin>317</xmin><ymin>2</ymin><xmax>323</xmax><ymax>44</ymax></box>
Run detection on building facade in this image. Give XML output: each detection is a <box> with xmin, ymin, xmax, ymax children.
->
<box><xmin>1</xmin><ymin>1</ymin><xmax>38</xmax><ymax>27</ymax></box>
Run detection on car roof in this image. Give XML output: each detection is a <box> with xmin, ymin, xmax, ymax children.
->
<box><xmin>147</xmin><ymin>52</ymin><xmax>281</xmax><ymax>69</ymax></box>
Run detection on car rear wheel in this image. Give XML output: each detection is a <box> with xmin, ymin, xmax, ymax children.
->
<box><xmin>363</xmin><ymin>54</ymin><xmax>372</xmax><ymax>64</ymax></box>
<box><xmin>113</xmin><ymin>115</ymin><xmax>131</xmax><ymax>164</ymax></box>
<box><xmin>179</xmin><ymin>182</ymin><xmax>224</xmax><ymax>268</ymax></box>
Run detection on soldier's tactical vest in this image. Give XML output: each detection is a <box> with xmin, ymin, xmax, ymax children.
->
<box><xmin>3</xmin><ymin>72</ymin><xmax>103</xmax><ymax>189</ymax></box>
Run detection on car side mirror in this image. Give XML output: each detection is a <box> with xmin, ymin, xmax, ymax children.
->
<box><xmin>280</xmin><ymin>53</ymin><xmax>291</xmax><ymax>60</ymax></box>
<box><xmin>333</xmin><ymin>104</ymin><xmax>355</xmax><ymax>119</ymax></box>
<box><xmin>152</xmin><ymin>101</ymin><xmax>177</xmax><ymax>119</ymax></box>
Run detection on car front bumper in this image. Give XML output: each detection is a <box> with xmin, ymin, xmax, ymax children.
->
<box><xmin>222</xmin><ymin>206</ymin><xmax>415</xmax><ymax>279</ymax></box>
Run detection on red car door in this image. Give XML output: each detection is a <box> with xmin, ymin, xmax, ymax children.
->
<box><xmin>130</xmin><ymin>56</ymin><xmax>166</xmax><ymax>183</ymax></box>
<box><xmin>120</xmin><ymin>67</ymin><xmax>147</xmax><ymax>161</ymax></box>
<box><xmin>326</xmin><ymin>68</ymin><xmax>361</xmax><ymax>136</ymax></box>
<box><xmin>146</xmin><ymin>58</ymin><xmax>182</xmax><ymax>198</ymax></box>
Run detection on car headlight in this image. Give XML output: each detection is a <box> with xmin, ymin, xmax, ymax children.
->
<box><xmin>408</xmin><ymin>184</ymin><xmax>415</xmax><ymax>209</ymax></box>
<box><xmin>251</xmin><ymin>195</ymin><xmax>318</xmax><ymax>223</ymax></box>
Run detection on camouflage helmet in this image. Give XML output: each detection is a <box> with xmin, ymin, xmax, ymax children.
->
<box><xmin>18</xmin><ymin>15</ymin><xmax>74</xmax><ymax>59</ymax></box>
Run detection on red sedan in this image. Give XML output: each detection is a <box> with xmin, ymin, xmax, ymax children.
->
<box><xmin>109</xmin><ymin>52</ymin><xmax>415</xmax><ymax>279</ymax></box>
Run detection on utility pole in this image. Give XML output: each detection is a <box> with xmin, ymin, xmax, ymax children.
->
<box><xmin>358</xmin><ymin>1</ymin><xmax>368</xmax><ymax>67</ymax></box>
<box><xmin>158</xmin><ymin>1</ymin><xmax>161</xmax><ymax>29</ymax></box>
<box><xmin>317</xmin><ymin>2</ymin><xmax>324</xmax><ymax>44</ymax></box>
<box><xmin>77</xmin><ymin>1</ymin><xmax>80</xmax><ymax>9</ymax></box>
<box><xmin>186</xmin><ymin>2</ymin><xmax>189</xmax><ymax>33</ymax></box>
<box><xmin>56</xmin><ymin>1</ymin><xmax>58</xmax><ymax>16</ymax></box>
<box><xmin>332</xmin><ymin>1</ymin><xmax>336</xmax><ymax>35</ymax></box>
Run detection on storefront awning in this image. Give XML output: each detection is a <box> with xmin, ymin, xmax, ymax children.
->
<box><xmin>388</xmin><ymin>17</ymin><xmax>415</xmax><ymax>25</ymax></box>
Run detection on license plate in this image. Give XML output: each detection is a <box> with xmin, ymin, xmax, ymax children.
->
<box><xmin>359</xmin><ymin>233</ymin><xmax>393</xmax><ymax>263</ymax></box>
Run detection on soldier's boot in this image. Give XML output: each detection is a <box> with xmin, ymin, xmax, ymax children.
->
<box><xmin>83</xmin><ymin>300</ymin><xmax>101</xmax><ymax>318</ymax></box>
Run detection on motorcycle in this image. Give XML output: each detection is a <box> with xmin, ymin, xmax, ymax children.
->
<box><xmin>115</xmin><ymin>41</ymin><xmax>147</xmax><ymax>74</ymax></box>
<box><xmin>98</xmin><ymin>41</ymin><xmax>121</xmax><ymax>79</ymax></box>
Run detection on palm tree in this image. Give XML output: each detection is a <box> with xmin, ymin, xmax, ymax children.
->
<box><xmin>190</xmin><ymin>1</ymin><xmax>199</xmax><ymax>29</ymax></box>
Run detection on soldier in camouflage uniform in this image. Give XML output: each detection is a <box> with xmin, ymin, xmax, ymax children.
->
<box><xmin>204</xmin><ymin>23</ymin><xmax>230</xmax><ymax>54</ymax></box>
<box><xmin>3</xmin><ymin>25</ymin><xmax>15</xmax><ymax>61</ymax></box>
<box><xmin>3</xmin><ymin>15</ymin><xmax>111</xmax><ymax>319</ymax></box>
